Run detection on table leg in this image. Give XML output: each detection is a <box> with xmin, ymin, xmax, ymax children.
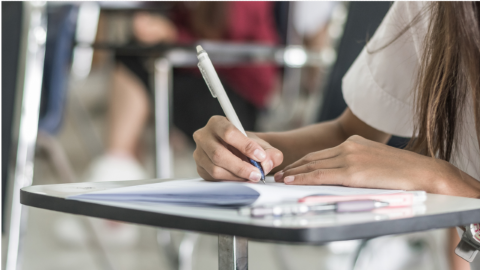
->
<box><xmin>218</xmin><ymin>235</ymin><xmax>248</xmax><ymax>270</ymax></box>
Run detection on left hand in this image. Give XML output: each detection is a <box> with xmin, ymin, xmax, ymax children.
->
<box><xmin>274</xmin><ymin>135</ymin><xmax>474</xmax><ymax>195</ymax></box>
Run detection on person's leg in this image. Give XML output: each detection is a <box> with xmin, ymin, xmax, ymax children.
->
<box><xmin>108</xmin><ymin>63</ymin><xmax>151</xmax><ymax>157</ymax></box>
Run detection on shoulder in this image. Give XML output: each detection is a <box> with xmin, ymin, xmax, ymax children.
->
<box><xmin>341</xmin><ymin>1</ymin><xmax>432</xmax><ymax>137</ymax></box>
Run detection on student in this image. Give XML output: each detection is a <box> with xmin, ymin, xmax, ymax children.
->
<box><xmin>194</xmin><ymin>0</ymin><xmax>480</xmax><ymax>198</ymax></box>
<box><xmin>194</xmin><ymin>2</ymin><xmax>480</xmax><ymax>269</ymax></box>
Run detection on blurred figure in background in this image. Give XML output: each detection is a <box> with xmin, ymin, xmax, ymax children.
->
<box><xmin>56</xmin><ymin>2</ymin><xmax>279</xmax><ymax>247</ymax></box>
<box><xmin>293</xmin><ymin>1</ymin><xmax>337</xmax><ymax>94</ymax></box>
<box><xmin>86</xmin><ymin>2</ymin><xmax>279</xmax><ymax>183</ymax></box>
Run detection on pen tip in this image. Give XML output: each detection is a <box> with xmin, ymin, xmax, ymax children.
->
<box><xmin>196</xmin><ymin>45</ymin><xmax>203</xmax><ymax>53</ymax></box>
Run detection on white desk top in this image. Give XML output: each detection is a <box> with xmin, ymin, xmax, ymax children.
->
<box><xmin>21</xmin><ymin>178</ymin><xmax>480</xmax><ymax>244</ymax></box>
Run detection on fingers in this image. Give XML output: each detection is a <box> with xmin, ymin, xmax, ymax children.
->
<box><xmin>194</xmin><ymin>116</ymin><xmax>284</xmax><ymax>181</ymax></box>
<box><xmin>196</xmin><ymin>164</ymin><xmax>244</xmax><ymax>182</ymax></box>
<box><xmin>257</xmin><ymin>143</ymin><xmax>283</xmax><ymax>175</ymax></box>
<box><xmin>282</xmin><ymin>146</ymin><xmax>341</xmax><ymax>172</ymax></box>
<box><xmin>281</xmin><ymin>157</ymin><xmax>343</xmax><ymax>179</ymax></box>
<box><xmin>194</xmin><ymin>147</ymin><xmax>262</xmax><ymax>182</ymax></box>
<box><xmin>209</xmin><ymin>116</ymin><xmax>267</xmax><ymax>162</ymax></box>
<box><xmin>282</xmin><ymin>168</ymin><xmax>346</xmax><ymax>186</ymax></box>
<box><xmin>196</xmin><ymin>165</ymin><xmax>217</xmax><ymax>181</ymax></box>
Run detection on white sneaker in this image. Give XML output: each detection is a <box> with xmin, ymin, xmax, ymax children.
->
<box><xmin>55</xmin><ymin>154</ymin><xmax>147</xmax><ymax>247</ymax></box>
<box><xmin>83</xmin><ymin>154</ymin><xmax>148</xmax><ymax>182</ymax></box>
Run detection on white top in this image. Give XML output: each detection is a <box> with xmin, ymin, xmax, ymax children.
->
<box><xmin>342</xmin><ymin>1</ymin><xmax>480</xmax><ymax>182</ymax></box>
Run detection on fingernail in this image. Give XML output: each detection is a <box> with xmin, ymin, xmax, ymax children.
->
<box><xmin>274</xmin><ymin>171</ymin><xmax>284</xmax><ymax>181</ymax></box>
<box><xmin>263</xmin><ymin>160</ymin><xmax>273</xmax><ymax>174</ymax></box>
<box><xmin>253</xmin><ymin>149</ymin><xmax>266</xmax><ymax>161</ymax></box>
<box><xmin>284</xmin><ymin>176</ymin><xmax>295</xmax><ymax>183</ymax></box>
<box><xmin>249</xmin><ymin>171</ymin><xmax>261</xmax><ymax>182</ymax></box>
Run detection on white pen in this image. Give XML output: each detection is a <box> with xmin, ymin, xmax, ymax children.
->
<box><xmin>196</xmin><ymin>45</ymin><xmax>266</xmax><ymax>184</ymax></box>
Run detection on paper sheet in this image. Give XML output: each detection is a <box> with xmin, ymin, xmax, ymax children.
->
<box><xmin>69</xmin><ymin>177</ymin><xmax>402</xmax><ymax>207</ymax></box>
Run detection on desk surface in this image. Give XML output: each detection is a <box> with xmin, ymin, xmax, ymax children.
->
<box><xmin>21</xmin><ymin>178</ymin><xmax>480</xmax><ymax>244</ymax></box>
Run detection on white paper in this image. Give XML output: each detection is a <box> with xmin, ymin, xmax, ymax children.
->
<box><xmin>69</xmin><ymin>177</ymin><xmax>402</xmax><ymax>207</ymax></box>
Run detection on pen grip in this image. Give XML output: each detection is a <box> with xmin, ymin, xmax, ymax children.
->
<box><xmin>336</xmin><ymin>200</ymin><xmax>377</xmax><ymax>213</ymax></box>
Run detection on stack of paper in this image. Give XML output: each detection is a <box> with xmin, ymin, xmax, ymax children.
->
<box><xmin>69</xmin><ymin>178</ymin><xmax>402</xmax><ymax>207</ymax></box>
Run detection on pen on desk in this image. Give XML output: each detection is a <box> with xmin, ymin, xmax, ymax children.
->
<box><xmin>197</xmin><ymin>45</ymin><xmax>266</xmax><ymax>184</ymax></box>
<box><xmin>240</xmin><ymin>200</ymin><xmax>389</xmax><ymax>218</ymax></box>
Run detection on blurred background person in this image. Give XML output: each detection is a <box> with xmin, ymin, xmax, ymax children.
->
<box><xmin>85</xmin><ymin>1</ymin><xmax>279</xmax><ymax>183</ymax></box>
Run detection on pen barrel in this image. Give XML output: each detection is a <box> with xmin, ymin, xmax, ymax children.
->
<box><xmin>197</xmin><ymin>53</ymin><xmax>247</xmax><ymax>136</ymax></box>
<box><xmin>335</xmin><ymin>200</ymin><xmax>379</xmax><ymax>213</ymax></box>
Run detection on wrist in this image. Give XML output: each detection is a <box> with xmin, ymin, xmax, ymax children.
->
<box><xmin>426</xmin><ymin>159</ymin><xmax>480</xmax><ymax>198</ymax></box>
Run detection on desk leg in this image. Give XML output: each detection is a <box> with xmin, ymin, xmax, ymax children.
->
<box><xmin>218</xmin><ymin>235</ymin><xmax>248</xmax><ymax>270</ymax></box>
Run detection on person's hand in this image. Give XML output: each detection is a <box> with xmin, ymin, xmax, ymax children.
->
<box><xmin>193</xmin><ymin>116</ymin><xmax>283</xmax><ymax>182</ymax></box>
<box><xmin>132</xmin><ymin>12</ymin><xmax>177</xmax><ymax>45</ymax></box>
<box><xmin>274</xmin><ymin>135</ymin><xmax>479</xmax><ymax>196</ymax></box>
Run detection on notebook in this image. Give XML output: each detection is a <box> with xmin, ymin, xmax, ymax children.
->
<box><xmin>68</xmin><ymin>177</ymin><xmax>403</xmax><ymax>207</ymax></box>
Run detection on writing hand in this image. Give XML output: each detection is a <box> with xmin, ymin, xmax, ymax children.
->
<box><xmin>193</xmin><ymin>116</ymin><xmax>283</xmax><ymax>182</ymax></box>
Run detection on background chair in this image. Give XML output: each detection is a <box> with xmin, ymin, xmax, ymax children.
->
<box><xmin>3</xmin><ymin>2</ymin><xmax>48</xmax><ymax>270</ymax></box>
<box><xmin>2</xmin><ymin>1</ymin><xmax>24</xmax><ymax>232</ymax></box>
<box><xmin>3</xmin><ymin>3</ymin><xmax>119</xmax><ymax>270</ymax></box>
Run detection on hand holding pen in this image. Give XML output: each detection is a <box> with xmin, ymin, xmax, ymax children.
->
<box><xmin>193</xmin><ymin>46</ymin><xmax>284</xmax><ymax>183</ymax></box>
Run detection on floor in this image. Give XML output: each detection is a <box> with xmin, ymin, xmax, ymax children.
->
<box><xmin>3</xmin><ymin>66</ymin><xmax>449</xmax><ymax>270</ymax></box>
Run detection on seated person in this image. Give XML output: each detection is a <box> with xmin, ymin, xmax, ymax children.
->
<box><xmin>194</xmin><ymin>4</ymin><xmax>480</xmax><ymax>269</ymax></box>
<box><xmin>85</xmin><ymin>2</ymin><xmax>279</xmax><ymax>182</ymax></box>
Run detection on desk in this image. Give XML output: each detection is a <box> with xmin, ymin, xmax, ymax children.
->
<box><xmin>21</xmin><ymin>178</ymin><xmax>480</xmax><ymax>270</ymax></box>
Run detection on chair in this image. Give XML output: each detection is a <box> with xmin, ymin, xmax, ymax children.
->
<box><xmin>3</xmin><ymin>4</ymin><xmax>119</xmax><ymax>270</ymax></box>
<box><xmin>3</xmin><ymin>2</ymin><xmax>48</xmax><ymax>270</ymax></box>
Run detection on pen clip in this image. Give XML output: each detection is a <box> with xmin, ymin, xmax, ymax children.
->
<box><xmin>198</xmin><ymin>63</ymin><xmax>216</xmax><ymax>98</ymax></box>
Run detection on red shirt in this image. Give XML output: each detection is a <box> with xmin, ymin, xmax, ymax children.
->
<box><xmin>172</xmin><ymin>2</ymin><xmax>279</xmax><ymax>108</ymax></box>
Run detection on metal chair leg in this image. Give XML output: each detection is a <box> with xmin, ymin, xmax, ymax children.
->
<box><xmin>179</xmin><ymin>233</ymin><xmax>200</xmax><ymax>270</ymax></box>
<box><xmin>154</xmin><ymin>58</ymin><xmax>173</xmax><ymax>179</ymax></box>
<box><xmin>36</xmin><ymin>131</ymin><xmax>120</xmax><ymax>270</ymax></box>
<box><xmin>351</xmin><ymin>239</ymin><xmax>370</xmax><ymax>270</ymax></box>
<box><xmin>157</xmin><ymin>230</ymin><xmax>179</xmax><ymax>270</ymax></box>
<box><xmin>36</xmin><ymin>131</ymin><xmax>76</xmax><ymax>184</ymax></box>
<box><xmin>4</xmin><ymin>3</ymin><xmax>47</xmax><ymax>270</ymax></box>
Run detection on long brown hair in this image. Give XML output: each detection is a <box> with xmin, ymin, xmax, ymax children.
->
<box><xmin>408</xmin><ymin>2</ymin><xmax>480</xmax><ymax>161</ymax></box>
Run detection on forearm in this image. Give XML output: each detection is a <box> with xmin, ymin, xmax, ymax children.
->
<box><xmin>255</xmin><ymin>108</ymin><xmax>391</xmax><ymax>172</ymax></box>
<box><xmin>256</xmin><ymin>120</ymin><xmax>348</xmax><ymax>171</ymax></box>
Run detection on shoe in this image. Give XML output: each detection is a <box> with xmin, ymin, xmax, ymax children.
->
<box><xmin>83</xmin><ymin>154</ymin><xmax>148</xmax><ymax>182</ymax></box>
